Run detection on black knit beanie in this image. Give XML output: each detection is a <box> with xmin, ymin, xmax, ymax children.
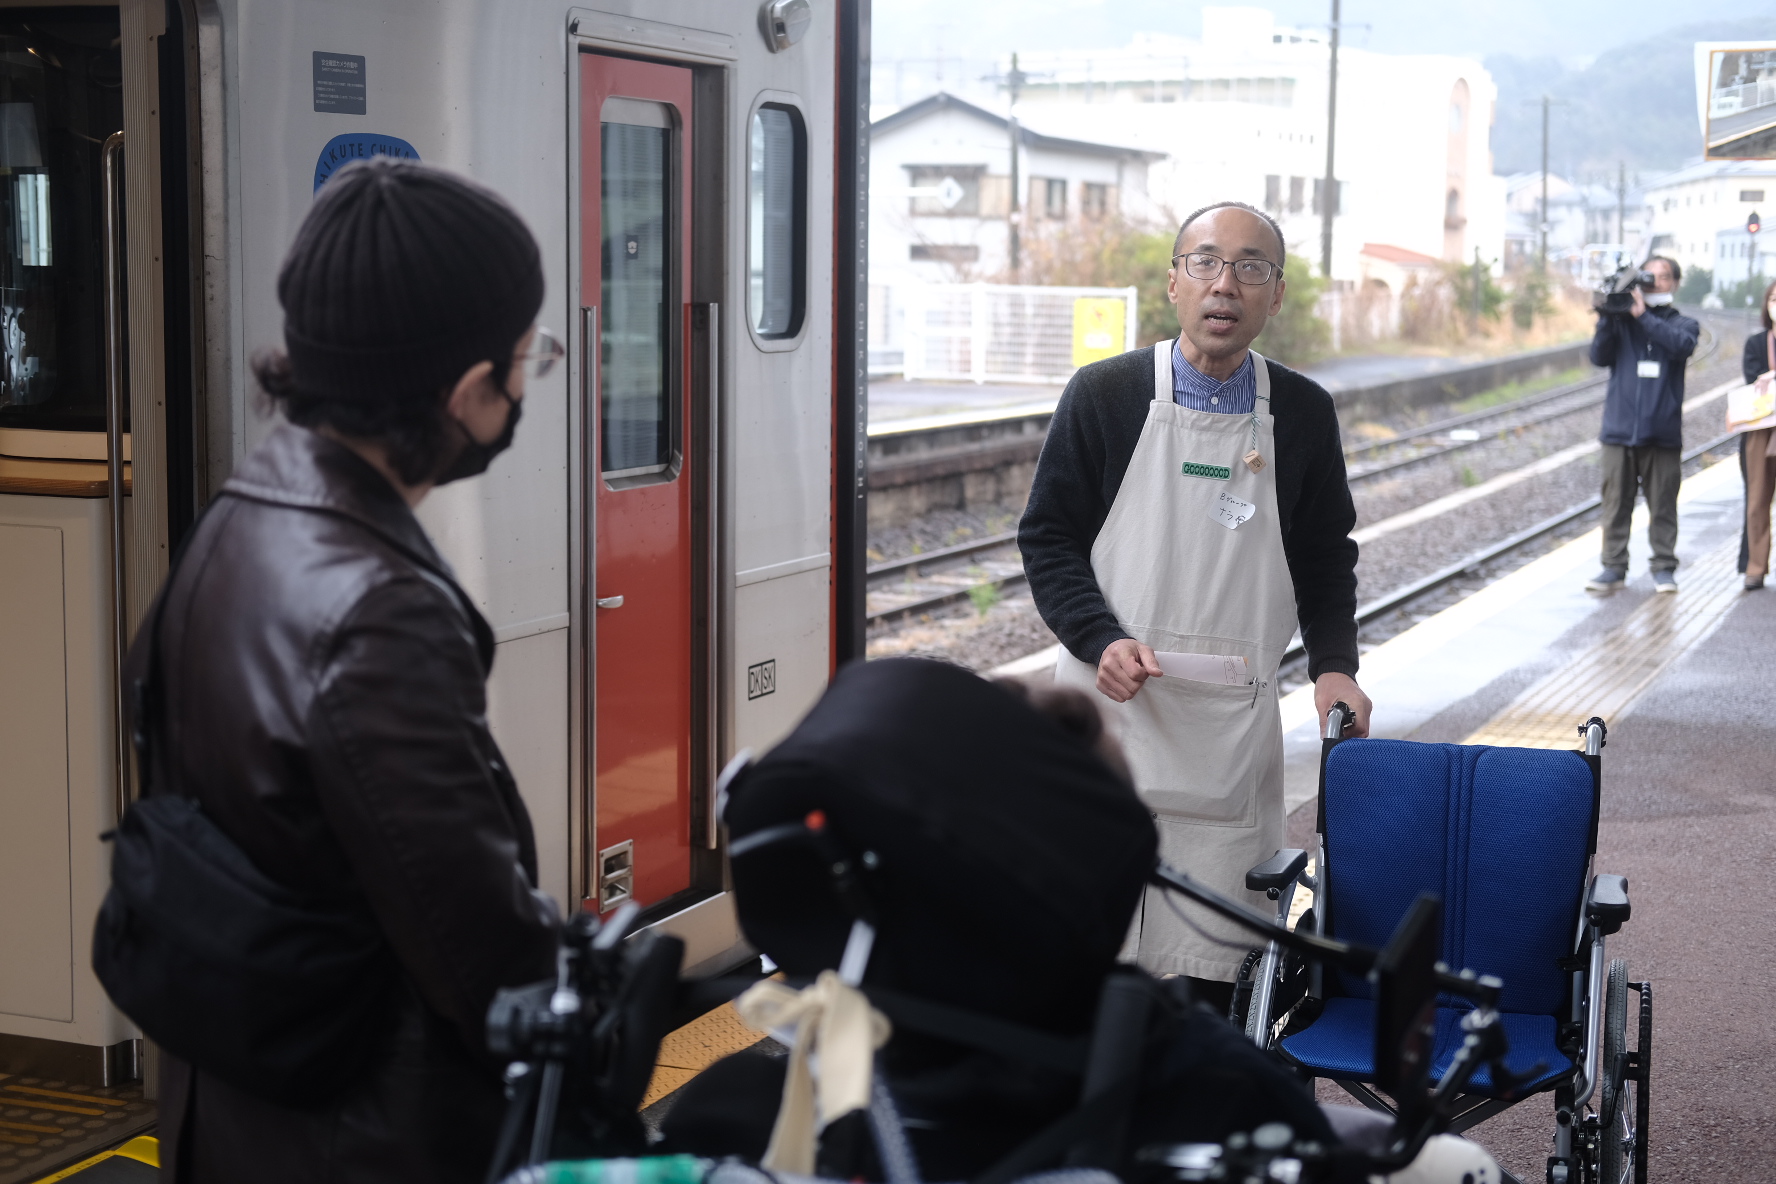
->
<box><xmin>279</xmin><ymin>158</ymin><xmax>545</xmax><ymax>400</ymax></box>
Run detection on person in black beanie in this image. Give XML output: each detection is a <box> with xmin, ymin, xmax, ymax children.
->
<box><xmin>119</xmin><ymin>158</ymin><xmax>564</xmax><ymax>1183</ymax></box>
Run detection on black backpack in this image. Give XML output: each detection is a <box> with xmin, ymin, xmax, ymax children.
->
<box><xmin>91</xmin><ymin>501</ymin><xmax>395</xmax><ymax>1105</ymax></box>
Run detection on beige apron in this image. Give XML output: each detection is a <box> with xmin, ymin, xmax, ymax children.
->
<box><xmin>1055</xmin><ymin>341</ymin><xmax>1297</xmax><ymax>980</ymax></box>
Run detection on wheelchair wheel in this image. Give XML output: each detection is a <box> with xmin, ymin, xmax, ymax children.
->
<box><xmin>1230</xmin><ymin>950</ymin><xmax>1260</xmax><ymax>1033</ymax></box>
<box><xmin>1598</xmin><ymin>958</ymin><xmax>1636</xmax><ymax>1184</ymax></box>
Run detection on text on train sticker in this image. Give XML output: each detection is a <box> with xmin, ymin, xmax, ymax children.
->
<box><xmin>747</xmin><ymin>659</ymin><xmax>777</xmax><ymax>700</ymax></box>
<box><xmin>1181</xmin><ymin>460</ymin><xmax>1232</xmax><ymax>480</ymax></box>
<box><xmin>1210</xmin><ymin>490</ymin><xmax>1256</xmax><ymax>530</ymax></box>
<box><xmin>313</xmin><ymin>53</ymin><xmax>366</xmax><ymax>115</ymax></box>
<box><xmin>313</xmin><ymin>133</ymin><xmax>421</xmax><ymax>192</ymax></box>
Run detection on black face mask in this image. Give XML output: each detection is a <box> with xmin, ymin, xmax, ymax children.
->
<box><xmin>434</xmin><ymin>385</ymin><xmax>521</xmax><ymax>485</ymax></box>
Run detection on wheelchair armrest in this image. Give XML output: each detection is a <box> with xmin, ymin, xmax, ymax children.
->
<box><xmin>1246</xmin><ymin>848</ymin><xmax>1309</xmax><ymax>893</ymax></box>
<box><xmin>1587</xmin><ymin>874</ymin><xmax>1631</xmax><ymax>936</ymax></box>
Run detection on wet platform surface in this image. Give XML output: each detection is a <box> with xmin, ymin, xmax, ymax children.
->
<box><xmin>868</xmin><ymin>378</ymin><xmax>1063</xmax><ymax>425</ymax></box>
<box><xmin>653</xmin><ymin>451</ymin><xmax>1774</xmax><ymax>1179</ymax></box>
<box><xmin>1276</xmin><ymin>451</ymin><xmax>1776</xmax><ymax>1180</ymax></box>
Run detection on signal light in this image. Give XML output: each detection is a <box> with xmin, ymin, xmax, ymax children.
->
<box><xmin>1750</xmin><ymin>211</ymin><xmax>1763</xmax><ymax>235</ymax></box>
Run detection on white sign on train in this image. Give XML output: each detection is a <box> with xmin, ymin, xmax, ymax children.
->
<box><xmin>1696</xmin><ymin>41</ymin><xmax>1776</xmax><ymax>160</ymax></box>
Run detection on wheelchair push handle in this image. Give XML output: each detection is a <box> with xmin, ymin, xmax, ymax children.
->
<box><xmin>1323</xmin><ymin>701</ymin><xmax>1356</xmax><ymax>741</ymax></box>
<box><xmin>1579</xmin><ymin>716</ymin><xmax>1607</xmax><ymax>756</ymax></box>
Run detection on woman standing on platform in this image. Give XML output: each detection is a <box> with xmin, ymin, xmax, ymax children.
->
<box><xmin>1741</xmin><ymin>279</ymin><xmax>1776</xmax><ymax>590</ymax></box>
<box><xmin>110</xmin><ymin>159</ymin><xmax>562</xmax><ymax>1183</ymax></box>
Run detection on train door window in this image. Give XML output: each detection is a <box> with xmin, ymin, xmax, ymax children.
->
<box><xmin>600</xmin><ymin>97</ymin><xmax>676</xmax><ymax>479</ymax></box>
<box><xmin>747</xmin><ymin>103</ymin><xmax>804</xmax><ymax>338</ymax></box>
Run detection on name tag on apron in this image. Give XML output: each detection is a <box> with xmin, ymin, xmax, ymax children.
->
<box><xmin>1210</xmin><ymin>490</ymin><xmax>1256</xmax><ymax>530</ymax></box>
<box><xmin>1155</xmin><ymin>651</ymin><xmax>1252</xmax><ymax>685</ymax></box>
<box><xmin>1637</xmin><ymin>359</ymin><xmax>1661</xmax><ymax>378</ymax></box>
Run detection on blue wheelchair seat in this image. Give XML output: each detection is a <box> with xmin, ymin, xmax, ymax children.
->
<box><xmin>1278</xmin><ymin>739</ymin><xmax>1596</xmax><ymax>1098</ymax></box>
<box><xmin>1281</xmin><ymin>999</ymin><xmax>1571</xmax><ymax>1094</ymax></box>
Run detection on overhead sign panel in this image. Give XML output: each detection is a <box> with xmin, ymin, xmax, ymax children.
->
<box><xmin>1697</xmin><ymin>41</ymin><xmax>1776</xmax><ymax>159</ymax></box>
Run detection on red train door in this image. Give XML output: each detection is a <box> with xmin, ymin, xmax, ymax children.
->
<box><xmin>581</xmin><ymin>54</ymin><xmax>694</xmax><ymax>912</ymax></box>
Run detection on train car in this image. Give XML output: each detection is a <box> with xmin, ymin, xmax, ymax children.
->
<box><xmin>0</xmin><ymin>0</ymin><xmax>869</xmax><ymax>1086</ymax></box>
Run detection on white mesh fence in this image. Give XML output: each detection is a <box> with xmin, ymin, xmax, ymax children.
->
<box><xmin>891</xmin><ymin>282</ymin><xmax>1138</xmax><ymax>384</ymax></box>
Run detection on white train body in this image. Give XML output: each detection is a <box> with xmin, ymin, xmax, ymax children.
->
<box><xmin>0</xmin><ymin>0</ymin><xmax>866</xmax><ymax>1079</ymax></box>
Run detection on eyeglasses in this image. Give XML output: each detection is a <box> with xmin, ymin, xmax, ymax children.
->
<box><xmin>519</xmin><ymin>328</ymin><xmax>566</xmax><ymax>379</ymax></box>
<box><xmin>1172</xmin><ymin>252</ymin><xmax>1279</xmax><ymax>286</ymax></box>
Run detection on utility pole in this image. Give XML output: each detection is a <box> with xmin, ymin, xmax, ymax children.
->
<box><xmin>1006</xmin><ymin>52</ymin><xmax>1026</xmax><ymax>277</ymax></box>
<box><xmin>1319</xmin><ymin>0</ymin><xmax>1340</xmax><ymax>280</ymax></box>
<box><xmin>1616</xmin><ymin>161</ymin><xmax>1626</xmax><ymax>248</ymax></box>
<box><xmin>1539</xmin><ymin>95</ymin><xmax>1550</xmax><ymax>271</ymax></box>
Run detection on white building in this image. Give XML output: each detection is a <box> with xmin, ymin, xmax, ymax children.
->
<box><xmin>1503</xmin><ymin>173</ymin><xmax>1639</xmax><ymax>273</ymax></box>
<box><xmin>868</xmin><ymin>91</ymin><xmax>1161</xmax><ymax>285</ymax></box>
<box><xmin>1713</xmin><ymin>226</ymin><xmax>1776</xmax><ymax>294</ymax></box>
<box><xmin>867</xmin><ymin>92</ymin><xmax>1161</xmax><ymax>370</ymax></box>
<box><xmin>983</xmin><ymin>7</ymin><xmax>1507</xmax><ymax>280</ymax></box>
<box><xmin>1639</xmin><ymin>158</ymin><xmax>1776</xmax><ymax>281</ymax></box>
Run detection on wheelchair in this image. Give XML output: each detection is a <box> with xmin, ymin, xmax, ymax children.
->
<box><xmin>1232</xmin><ymin>707</ymin><xmax>1652</xmax><ymax>1184</ymax></box>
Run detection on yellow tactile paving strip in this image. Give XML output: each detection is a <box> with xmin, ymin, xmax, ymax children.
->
<box><xmin>0</xmin><ymin>1075</ymin><xmax>152</xmax><ymax>1184</ymax></box>
<box><xmin>33</xmin><ymin>1135</ymin><xmax>158</xmax><ymax>1183</ymax></box>
<box><xmin>1464</xmin><ymin>537</ymin><xmax>1744</xmax><ymax>748</ymax></box>
<box><xmin>642</xmin><ymin>535</ymin><xmax>1750</xmax><ymax>1115</ymax></box>
<box><xmin>642</xmin><ymin>999</ymin><xmax>769</xmax><ymax>1109</ymax></box>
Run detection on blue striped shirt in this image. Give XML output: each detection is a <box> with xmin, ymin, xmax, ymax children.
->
<box><xmin>1172</xmin><ymin>340</ymin><xmax>1256</xmax><ymax>414</ymax></box>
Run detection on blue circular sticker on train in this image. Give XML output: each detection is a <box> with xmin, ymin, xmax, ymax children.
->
<box><xmin>313</xmin><ymin>132</ymin><xmax>420</xmax><ymax>192</ymax></box>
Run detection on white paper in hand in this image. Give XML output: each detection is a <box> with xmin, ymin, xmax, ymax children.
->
<box><xmin>1209</xmin><ymin>490</ymin><xmax>1256</xmax><ymax>530</ymax></box>
<box><xmin>1155</xmin><ymin>651</ymin><xmax>1252</xmax><ymax>685</ymax></box>
<box><xmin>1727</xmin><ymin>380</ymin><xmax>1776</xmax><ymax>432</ymax></box>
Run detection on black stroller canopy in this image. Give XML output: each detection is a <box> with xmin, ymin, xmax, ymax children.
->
<box><xmin>724</xmin><ymin>658</ymin><xmax>1158</xmax><ymax>1034</ymax></box>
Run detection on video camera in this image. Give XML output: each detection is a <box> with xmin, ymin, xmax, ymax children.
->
<box><xmin>1593</xmin><ymin>264</ymin><xmax>1657</xmax><ymax>315</ymax></box>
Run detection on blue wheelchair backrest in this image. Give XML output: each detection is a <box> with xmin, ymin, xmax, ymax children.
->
<box><xmin>1322</xmin><ymin>740</ymin><xmax>1595</xmax><ymax>1017</ymax></box>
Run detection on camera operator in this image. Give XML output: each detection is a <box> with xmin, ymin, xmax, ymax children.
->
<box><xmin>1585</xmin><ymin>256</ymin><xmax>1698</xmax><ymax>593</ymax></box>
<box><xmin>119</xmin><ymin>160</ymin><xmax>561</xmax><ymax>1182</ymax></box>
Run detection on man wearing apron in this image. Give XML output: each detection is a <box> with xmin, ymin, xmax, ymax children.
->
<box><xmin>1019</xmin><ymin>202</ymin><xmax>1371</xmax><ymax>1009</ymax></box>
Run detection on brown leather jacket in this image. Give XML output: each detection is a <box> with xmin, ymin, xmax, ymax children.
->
<box><xmin>131</xmin><ymin>424</ymin><xmax>560</xmax><ymax>1183</ymax></box>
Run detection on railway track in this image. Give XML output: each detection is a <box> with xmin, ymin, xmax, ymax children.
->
<box><xmin>1345</xmin><ymin>324</ymin><xmax>1719</xmax><ymax>484</ymax></box>
<box><xmin>866</xmin><ymin>323</ymin><xmax>1736</xmax><ymax>629</ymax></box>
<box><xmin>1278</xmin><ymin>425</ymin><xmax>1742</xmax><ymax>667</ymax></box>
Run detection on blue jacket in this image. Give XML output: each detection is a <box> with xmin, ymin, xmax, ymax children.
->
<box><xmin>1590</xmin><ymin>305</ymin><xmax>1699</xmax><ymax>449</ymax></box>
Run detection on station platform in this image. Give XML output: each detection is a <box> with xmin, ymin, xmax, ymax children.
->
<box><xmin>992</xmin><ymin>450</ymin><xmax>1773</xmax><ymax>1178</ymax></box>
<box><xmin>1300</xmin><ymin>449</ymin><xmax>1768</xmax><ymax>1178</ymax></box>
<box><xmin>1276</xmin><ymin>447</ymin><xmax>1750</xmax><ymax>812</ymax></box>
<box><xmin>868</xmin><ymin>378</ymin><xmax>1064</xmax><ymax>425</ymax></box>
<box><xmin>1289</xmin><ymin>451</ymin><xmax>1774</xmax><ymax>1179</ymax></box>
<box><xmin>866</xmin><ymin>350</ymin><xmax>1540</xmax><ymax>427</ymax></box>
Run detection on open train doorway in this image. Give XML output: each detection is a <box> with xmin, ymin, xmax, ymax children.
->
<box><xmin>0</xmin><ymin>0</ymin><xmax>194</xmax><ymax>1095</ymax></box>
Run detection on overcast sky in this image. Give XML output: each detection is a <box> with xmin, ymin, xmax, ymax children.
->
<box><xmin>873</xmin><ymin>0</ymin><xmax>1776</xmax><ymax>68</ymax></box>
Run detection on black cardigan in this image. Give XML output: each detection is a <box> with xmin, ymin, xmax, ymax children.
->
<box><xmin>1018</xmin><ymin>346</ymin><xmax>1360</xmax><ymax>681</ymax></box>
<box><xmin>1744</xmin><ymin>328</ymin><xmax>1772</xmax><ymax>385</ymax></box>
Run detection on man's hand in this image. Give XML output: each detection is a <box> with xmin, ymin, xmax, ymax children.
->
<box><xmin>1313</xmin><ymin>672</ymin><xmax>1373</xmax><ymax>738</ymax></box>
<box><xmin>1097</xmin><ymin>638</ymin><xmax>1162</xmax><ymax>703</ymax></box>
<box><xmin>1629</xmin><ymin>285</ymin><xmax>1646</xmax><ymax>319</ymax></box>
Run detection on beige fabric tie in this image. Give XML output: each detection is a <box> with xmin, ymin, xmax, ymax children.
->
<box><xmin>735</xmin><ymin>970</ymin><xmax>892</xmax><ymax>1174</ymax></box>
